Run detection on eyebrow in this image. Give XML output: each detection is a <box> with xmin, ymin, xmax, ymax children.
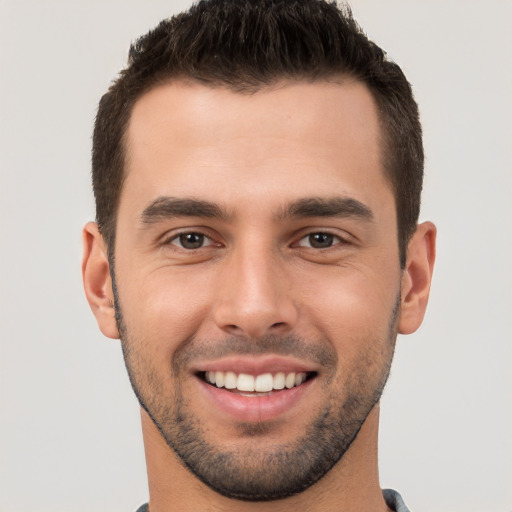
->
<box><xmin>140</xmin><ymin>197</ymin><xmax>232</xmax><ymax>224</ymax></box>
<box><xmin>140</xmin><ymin>195</ymin><xmax>374</xmax><ymax>226</ymax></box>
<box><xmin>276</xmin><ymin>196</ymin><xmax>374</xmax><ymax>222</ymax></box>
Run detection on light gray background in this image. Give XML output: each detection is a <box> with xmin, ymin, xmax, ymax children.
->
<box><xmin>1</xmin><ymin>1</ymin><xmax>511</xmax><ymax>511</ymax></box>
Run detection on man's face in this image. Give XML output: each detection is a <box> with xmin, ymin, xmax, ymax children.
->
<box><xmin>113</xmin><ymin>80</ymin><xmax>402</xmax><ymax>500</ymax></box>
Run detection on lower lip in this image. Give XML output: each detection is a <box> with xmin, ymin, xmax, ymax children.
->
<box><xmin>197</xmin><ymin>377</ymin><xmax>315</xmax><ymax>423</ymax></box>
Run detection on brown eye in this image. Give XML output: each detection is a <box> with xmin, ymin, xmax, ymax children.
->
<box><xmin>309</xmin><ymin>233</ymin><xmax>334</xmax><ymax>248</ymax></box>
<box><xmin>171</xmin><ymin>232</ymin><xmax>211</xmax><ymax>249</ymax></box>
<box><xmin>297</xmin><ymin>232</ymin><xmax>340</xmax><ymax>249</ymax></box>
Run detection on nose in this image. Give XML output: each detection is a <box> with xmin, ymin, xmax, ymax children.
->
<box><xmin>212</xmin><ymin>244</ymin><xmax>298</xmax><ymax>339</ymax></box>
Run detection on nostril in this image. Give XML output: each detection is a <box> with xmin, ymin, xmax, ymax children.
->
<box><xmin>271</xmin><ymin>322</ymin><xmax>286</xmax><ymax>328</ymax></box>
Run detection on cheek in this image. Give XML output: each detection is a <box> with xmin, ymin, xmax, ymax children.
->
<box><xmin>299</xmin><ymin>264</ymin><xmax>400</xmax><ymax>356</ymax></box>
<box><xmin>116</xmin><ymin>265</ymin><xmax>215</xmax><ymax>362</ymax></box>
<box><xmin>305</xmin><ymin>271</ymin><xmax>399</xmax><ymax>403</ymax></box>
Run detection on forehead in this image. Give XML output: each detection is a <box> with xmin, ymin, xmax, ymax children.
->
<box><xmin>122</xmin><ymin>79</ymin><xmax>391</xmax><ymax>216</ymax></box>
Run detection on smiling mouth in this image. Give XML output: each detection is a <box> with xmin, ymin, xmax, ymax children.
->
<box><xmin>199</xmin><ymin>371</ymin><xmax>317</xmax><ymax>395</ymax></box>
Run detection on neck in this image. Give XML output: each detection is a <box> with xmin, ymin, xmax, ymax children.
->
<box><xmin>141</xmin><ymin>405</ymin><xmax>391</xmax><ymax>512</ymax></box>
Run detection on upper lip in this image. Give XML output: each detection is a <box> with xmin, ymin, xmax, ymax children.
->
<box><xmin>190</xmin><ymin>355</ymin><xmax>320</xmax><ymax>376</ymax></box>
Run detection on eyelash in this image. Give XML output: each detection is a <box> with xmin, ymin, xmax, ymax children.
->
<box><xmin>163</xmin><ymin>230</ymin><xmax>348</xmax><ymax>251</ymax></box>
<box><xmin>294</xmin><ymin>232</ymin><xmax>346</xmax><ymax>249</ymax></box>
<box><xmin>164</xmin><ymin>231</ymin><xmax>216</xmax><ymax>250</ymax></box>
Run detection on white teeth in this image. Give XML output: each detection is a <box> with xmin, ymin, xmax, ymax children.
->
<box><xmin>237</xmin><ymin>373</ymin><xmax>255</xmax><ymax>392</ymax></box>
<box><xmin>224</xmin><ymin>371</ymin><xmax>237</xmax><ymax>389</ymax></box>
<box><xmin>273</xmin><ymin>372</ymin><xmax>285</xmax><ymax>390</ymax></box>
<box><xmin>255</xmin><ymin>373</ymin><xmax>273</xmax><ymax>392</ymax></box>
<box><xmin>205</xmin><ymin>371</ymin><xmax>309</xmax><ymax>392</ymax></box>
<box><xmin>215</xmin><ymin>371</ymin><xmax>224</xmax><ymax>388</ymax></box>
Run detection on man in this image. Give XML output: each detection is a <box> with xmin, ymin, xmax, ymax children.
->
<box><xmin>82</xmin><ymin>1</ymin><xmax>436</xmax><ymax>510</ymax></box>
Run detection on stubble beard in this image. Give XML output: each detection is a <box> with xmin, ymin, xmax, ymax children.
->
<box><xmin>112</xmin><ymin>274</ymin><xmax>399</xmax><ymax>501</ymax></box>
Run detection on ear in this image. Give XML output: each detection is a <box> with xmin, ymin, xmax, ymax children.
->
<box><xmin>82</xmin><ymin>222</ymin><xmax>119</xmax><ymax>339</ymax></box>
<box><xmin>398</xmin><ymin>221</ymin><xmax>437</xmax><ymax>335</ymax></box>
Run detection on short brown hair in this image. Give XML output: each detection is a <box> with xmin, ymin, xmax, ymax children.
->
<box><xmin>92</xmin><ymin>0</ymin><xmax>423</xmax><ymax>266</ymax></box>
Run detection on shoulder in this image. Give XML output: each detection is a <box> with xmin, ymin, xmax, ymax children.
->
<box><xmin>135</xmin><ymin>492</ymin><xmax>409</xmax><ymax>512</ymax></box>
<box><xmin>383</xmin><ymin>489</ymin><xmax>411</xmax><ymax>512</ymax></box>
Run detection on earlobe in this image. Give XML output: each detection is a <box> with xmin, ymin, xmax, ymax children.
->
<box><xmin>398</xmin><ymin>221</ymin><xmax>437</xmax><ymax>335</ymax></box>
<box><xmin>82</xmin><ymin>222</ymin><xmax>119</xmax><ymax>339</ymax></box>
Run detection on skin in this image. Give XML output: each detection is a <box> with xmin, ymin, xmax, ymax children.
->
<box><xmin>83</xmin><ymin>79</ymin><xmax>436</xmax><ymax>511</ymax></box>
